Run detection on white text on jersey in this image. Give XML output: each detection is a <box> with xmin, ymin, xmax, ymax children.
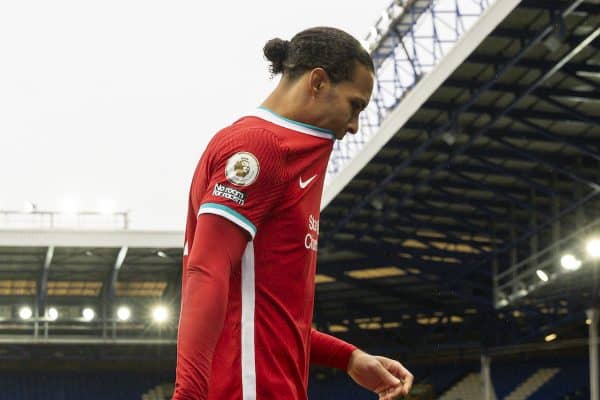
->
<box><xmin>304</xmin><ymin>214</ymin><xmax>319</xmax><ymax>252</ymax></box>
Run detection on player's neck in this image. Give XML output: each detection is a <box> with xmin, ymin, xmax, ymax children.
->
<box><xmin>261</xmin><ymin>80</ymin><xmax>312</xmax><ymax>126</ymax></box>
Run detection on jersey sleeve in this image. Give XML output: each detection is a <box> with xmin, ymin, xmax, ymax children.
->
<box><xmin>196</xmin><ymin>128</ymin><xmax>288</xmax><ymax>239</ymax></box>
<box><xmin>173</xmin><ymin>214</ymin><xmax>249</xmax><ymax>400</ymax></box>
<box><xmin>310</xmin><ymin>328</ymin><xmax>357</xmax><ymax>370</ymax></box>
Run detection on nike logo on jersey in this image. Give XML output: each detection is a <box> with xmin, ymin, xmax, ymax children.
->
<box><xmin>299</xmin><ymin>175</ymin><xmax>318</xmax><ymax>189</ymax></box>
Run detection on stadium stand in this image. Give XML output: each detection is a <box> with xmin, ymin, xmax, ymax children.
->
<box><xmin>438</xmin><ymin>372</ymin><xmax>496</xmax><ymax>400</ymax></box>
<box><xmin>419</xmin><ymin>366</ymin><xmax>475</xmax><ymax>397</ymax></box>
<box><xmin>0</xmin><ymin>371</ymin><xmax>173</xmax><ymax>400</ymax></box>
<box><xmin>560</xmin><ymin>386</ymin><xmax>590</xmax><ymax>400</ymax></box>
<box><xmin>504</xmin><ymin>368</ymin><xmax>560</xmax><ymax>400</ymax></box>
<box><xmin>529</xmin><ymin>362</ymin><xmax>589</xmax><ymax>400</ymax></box>
<box><xmin>491</xmin><ymin>362</ymin><xmax>540</xmax><ymax>399</ymax></box>
<box><xmin>141</xmin><ymin>382</ymin><xmax>174</xmax><ymax>400</ymax></box>
<box><xmin>316</xmin><ymin>356</ymin><xmax>593</xmax><ymax>399</ymax></box>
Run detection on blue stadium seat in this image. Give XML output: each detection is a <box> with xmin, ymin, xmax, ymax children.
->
<box><xmin>491</xmin><ymin>361</ymin><xmax>540</xmax><ymax>399</ymax></box>
<box><xmin>528</xmin><ymin>361</ymin><xmax>588</xmax><ymax>400</ymax></box>
<box><xmin>0</xmin><ymin>371</ymin><xmax>173</xmax><ymax>400</ymax></box>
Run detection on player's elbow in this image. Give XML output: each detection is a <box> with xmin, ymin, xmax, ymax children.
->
<box><xmin>186</xmin><ymin>259</ymin><xmax>230</xmax><ymax>284</ymax></box>
<box><xmin>172</xmin><ymin>388</ymin><xmax>203</xmax><ymax>400</ymax></box>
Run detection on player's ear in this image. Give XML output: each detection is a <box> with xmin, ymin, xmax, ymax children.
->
<box><xmin>307</xmin><ymin>67</ymin><xmax>329</xmax><ymax>97</ymax></box>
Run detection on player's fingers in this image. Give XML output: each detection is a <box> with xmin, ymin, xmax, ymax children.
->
<box><xmin>381</xmin><ymin>384</ymin><xmax>405</xmax><ymax>400</ymax></box>
<box><xmin>376</xmin><ymin>357</ymin><xmax>414</xmax><ymax>396</ymax></box>
<box><xmin>401</xmin><ymin>369</ymin><xmax>414</xmax><ymax>395</ymax></box>
<box><xmin>371</xmin><ymin>363</ymin><xmax>401</xmax><ymax>396</ymax></box>
<box><xmin>377</xmin><ymin>363</ymin><xmax>402</xmax><ymax>389</ymax></box>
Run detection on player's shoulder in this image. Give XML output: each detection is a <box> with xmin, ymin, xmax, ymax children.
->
<box><xmin>208</xmin><ymin>117</ymin><xmax>285</xmax><ymax>155</ymax></box>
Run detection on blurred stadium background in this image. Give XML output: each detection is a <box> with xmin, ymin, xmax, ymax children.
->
<box><xmin>1</xmin><ymin>0</ymin><xmax>599</xmax><ymax>399</ymax></box>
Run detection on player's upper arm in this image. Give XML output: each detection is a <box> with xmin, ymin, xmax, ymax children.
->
<box><xmin>196</xmin><ymin>128</ymin><xmax>288</xmax><ymax>239</ymax></box>
<box><xmin>187</xmin><ymin>213</ymin><xmax>249</xmax><ymax>270</ymax></box>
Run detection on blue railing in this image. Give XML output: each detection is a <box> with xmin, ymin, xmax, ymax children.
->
<box><xmin>327</xmin><ymin>0</ymin><xmax>492</xmax><ymax>180</ymax></box>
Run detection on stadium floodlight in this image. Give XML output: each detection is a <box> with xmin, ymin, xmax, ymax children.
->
<box><xmin>82</xmin><ymin>307</ymin><xmax>95</xmax><ymax>321</ymax></box>
<box><xmin>560</xmin><ymin>254</ymin><xmax>582</xmax><ymax>271</ymax></box>
<box><xmin>536</xmin><ymin>269</ymin><xmax>549</xmax><ymax>282</ymax></box>
<box><xmin>19</xmin><ymin>306</ymin><xmax>33</xmax><ymax>320</ymax></box>
<box><xmin>46</xmin><ymin>307</ymin><xmax>58</xmax><ymax>321</ymax></box>
<box><xmin>156</xmin><ymin>250</ymin><xmax>168</xmax><ymax>258</ymax></box>
<box><xmin>516</xmin><ymin>282</ymin><xmax>528</xmax><ymax>297</ymax></box>
<box><xmin>544</xmin><ymin>333</ymin><xmax>557</xmax><ymax>342</ymax></box>
<box><xmin>152</xmin><ymin>305</ymin><xmax>169</xmax><ymax>323</ymax></box>
<box><xmin>586</xmin><ymin>238</ymin><xmax>600</xmax><ymax>259</ymax></box>
<box><xmin>117</xmin><ymin>306</ymin><xmax>131</xmax><ymax>321</ymax></box>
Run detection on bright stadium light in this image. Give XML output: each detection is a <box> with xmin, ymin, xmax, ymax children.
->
<box><xmin>560</xmin><ymin>254</ymin><xmax>582</xmax><ymax>271</ymax></box>
<box><xmin>117</xmin><ymin>306</ymin><xmax>131</xmax><ymax>321</ymax></box>
<box><xmin>587</xmin><ymin>318</ymin><xmax>592</xmax><ymax>326</ymax></box>
<box><xmin>586</xmin><ymin>238</ymin><xmax>600</xmax><ymax>259</ymax></box>
<box><xmin>536</xmin><ymin>269</ymin><xmax>549</xmax><ymax>282</ymax></box>
<box><xmin>544</xmin><ymin>333</ymin><xmax>557</xmax><ymax>342</ymax></box>
<box><xmin>516</xmin><ymin>283</ymin><xmax>528</xmax><ymax>297</ymax></box>
<box><xmin>19</xmin><ymin>306</ymin><xmax>33</xmax><ymax>320</ymax></box>
<box><xmin>156</xmin><ymin>250</ymin><xmax>168</xmax><ymax>258</ymax></box>
<box><xmin>152</xmin><ymin>305</ymin><xmax>169</xmax><ymax>323</ymax></box>
<box><xmin>46</xmin><ymin>307</ymin><xmax>58</xmax><ymax>321</ymax></box>
<box><xmin>82</xmin><ymin>307</ymin><xmax>95</xmax><ymax>321</ymax></box>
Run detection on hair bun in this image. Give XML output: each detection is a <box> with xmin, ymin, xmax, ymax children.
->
<box><xmin>263</xmin><ymin>38</ymin><xmax>290</xmax><ymax>75</ymax></box>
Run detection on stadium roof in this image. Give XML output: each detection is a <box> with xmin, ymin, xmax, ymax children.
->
<box><xmin>316</xmin><ymin>0</ymin><xmax>600</xmax><ymax>350</ymax></box>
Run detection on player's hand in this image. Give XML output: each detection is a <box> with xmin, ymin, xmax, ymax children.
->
<box><xmin>346</xmin><ymin>349</ymin><xmax>413</xmax><ymax>400</ymax></box>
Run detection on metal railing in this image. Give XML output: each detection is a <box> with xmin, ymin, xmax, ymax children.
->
<box><xmin>0</xmin><ymin>210</ymin><xmax>130</xmax><ymax>230</ymax></box>
<box><xmin>495</xmin><ymin>218</ymin><xmax>600</xmax><ymax>308</ymax></box>
<box><xmin>327</xmin><ymin>0</ymin><xmax>492</xmax><ymax>182</ymax></box>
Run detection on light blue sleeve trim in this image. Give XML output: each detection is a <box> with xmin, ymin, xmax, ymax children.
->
<box><xmin>198</xmin><ymin>202</ymin><xmax>257</xmax><ymax>239</ymax></box>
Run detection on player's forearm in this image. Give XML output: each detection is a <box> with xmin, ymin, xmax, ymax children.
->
<box><xmin>310</xmin><ymin>328</ymin><xmax>357</xmax><ymax>371</ymax></box>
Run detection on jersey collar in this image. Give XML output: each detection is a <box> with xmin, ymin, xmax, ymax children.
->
<box><xmin>249</xmin><ymin>107</ymin><xmax>336</xmax><ymax>141</ymax></box>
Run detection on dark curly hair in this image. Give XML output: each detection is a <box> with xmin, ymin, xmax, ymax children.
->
<box><xmin>263</xmin><ymin>27</ymin><xmax>374</xmax><ymax>83</ymax></box>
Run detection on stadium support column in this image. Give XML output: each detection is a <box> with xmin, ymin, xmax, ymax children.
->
<box><xmin>481</xmin><ymin>353</ymin><xmax>493</xmax><ymax>400</ymax></box>
<box><xmin>588</xmin><ymin>308</ymin><xmax>599</xmax><ymax>400</ymax></box>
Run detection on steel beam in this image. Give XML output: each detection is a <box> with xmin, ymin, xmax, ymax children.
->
<box><xmin>103</xmin><ymin>246</ymin><xmax>128</xmax><ymax>335</ymax></box>
<box><xmin>489</xmin><ymin>135</ymin><xmax>600</xmax><ymax>190</ymax></box>
<box><xmin>465</xmin><ymin>54</ymin><xmax>600</xmax><ymax>77</ymax></box>
<box><xmin>422</xmin><ymin>101</ymin><xmax>599</xmax><ymax>126</ymax></box>
<box><xmin>324</xmin><ymin>4</ymin><xmax>593</xmax><ymax>244</ymax></box>
<box><xmin>520</xmin><ymin>0</ymin><xmax>599</xmax><ymax>15</ymax></box>
<box><xmin>37</xmin><ymin>246</ymin><xmax>54</xmax><ymax>318</ymax></box>
<box><xmin>444</xmin><ymin>78</ymin><xmax>600</xmax><ymax>102</ymax></box>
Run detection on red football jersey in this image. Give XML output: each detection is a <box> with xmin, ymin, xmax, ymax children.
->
<box><xmin>182</xmin><ymin>107</ymin><xmax>334</xmax><ymax>399</ymax></box>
